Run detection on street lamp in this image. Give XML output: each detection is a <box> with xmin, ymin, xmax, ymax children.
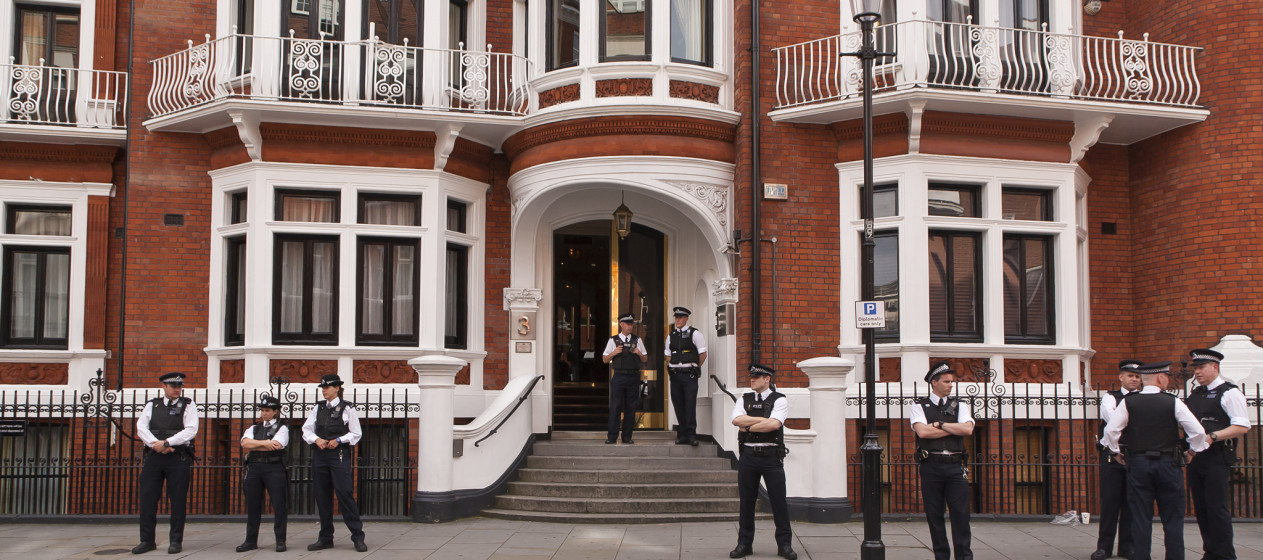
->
<box><xmin>613</xmin><ymin>192</ymin><xmax>633</xmax><ymax>240</ymax></box>
<box><xmin>841</xmin><ymin>1</ymin><xmax>892</xmax><ymax>559</ymax></box>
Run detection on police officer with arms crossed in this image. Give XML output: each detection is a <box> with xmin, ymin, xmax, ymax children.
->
<box><xmin>910</xmin><ymin>361</ymin><xmax>974</xmax><ymax>560</ymax></box>
<box><xmin>1102</xmin><ymin>361</ymin><xmax>1207</xmax><ymax>560</ymax></box>
<box><xmin>133</xmin><ymin>372</ymin><xmax>199</xmax><ymax>555</ymax></box>
<box><xmin>729</xmin><ymin>364</ymin><xmax>797</xmax><ymax>560</ymax></box>
<box><xmin>302</xmin><ymin>374</ymin><xmax>368</xmax><ymax>552</ymax></box>
<box><xmin>237</xmin><ymin>396</ymin><xmax>289</xmax><ymax>553</ymax></box>
<box><xmin>665</xmin><ymin>306</ymin><xmax>707</xmax><ymax>446</ymax></box>
<box><xmin>1093</xmin><ymin>359</ymin><xmax>1143</xmax><ymax>560</ymax></box>
<box><xmin>1184</xmin><ymin>348</ymin><xmax>1250</xmax><ymax>560</ymax></box>
<box><xmin>603</xmin><ymin>313</ymin><xmax>647</xmax><ymax>444</ymax></box>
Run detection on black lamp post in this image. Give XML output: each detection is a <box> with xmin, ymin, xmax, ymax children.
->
<box><xmin>841</xmin><ymin>2</ymin><xmax>891</xmax><ymax>558</ymax></box>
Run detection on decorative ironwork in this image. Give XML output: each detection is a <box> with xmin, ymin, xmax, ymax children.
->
<box><xmin>1121</xmin><ymin>32</ymin><xmax>1152</xmax><ymax>100</ymax></box>
<box><xmin>372</xmin><ymin>42</ymin><xmax>408</xmax><ymax>103</ymax></box>
<box><xmin>7</xmin><ymin>61</ymin><xmax>41</xmax><ymax>121</ymax></box>
<box><xmin>287</xmin><ymin>35</ymin><xmax>325</xmax><ymax>99</ymax></box>
<box><xmin>459</xmin><ymin>50</ymin><xmax>491</xmax><ymax>104</ymax></box>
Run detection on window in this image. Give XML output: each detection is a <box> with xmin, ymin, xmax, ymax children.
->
<box><xmin>2</xmin><ymin>247</ymin><xmax>70</xmax><ymax>349</ymax></box>
<box><xmin>601</xmin><ymin>0</ymin><xmax>649</xmax><ymax>62</ymax></box>
<box><xmin>360</xmin><ymin>194</ymin><xmax>420</xmax><ymax>226</ymax></box>
<box><xmin>669</xmin><ymin>0</ymin><xmax>710</xmax><ymax>65</ymax></box>
<box><xmin>928</xmin><ymin>0</ymin><xmax>977</xmax><ymax>22</ymax></box>
<box><xmin>357</xmin><ymin>238</ymin><xmax>419</xmax><ymax>345</ymax></box>
<box><xmin>547</xmin><ymin>0</ymin><xmax>581</xmax><ymax>70</ymax></box>
<box><xmin>365</xmin><ymin>0</ymin><xmax>421</xmax><ymax>45</ymax></box>
<box><xmin>225</xmin><ymin>237</ymin><xmax>247</xmax><ymax>345</ymax></box>
<box><xmin>276</xmin><ymin>190</ymin><xmax>339</xmax><ymax>222</ymax></box>
<box><xmin>15</xmin><ymin>5</ymin><xmax>79</xmax><ymax>68</ymax></box>
<box><xmin>1003</xmin><ymin>234</ymin><xmax>1053</xmax><ymax>343</ymax></box>
<box><xmin>274</xmin><ymin>235</ymin><xmax>339</xmax><ymax>344</ymax></box>
<box><xmin>1002</xmin><ymin>188</ymin><xmax>1051</xmax><ymax>221</ymax></box>
<box><xmin>927</xmin><ymin>184</ymin><xmax>979</xmax><ymax>217</ymax></box>
<box><xmin>1001</xmin><ymin>0</ymin><xmax>1048</xmax><ymax>32</ymax></box>
<box><xmin>444</xmin><ymin>244</ymin><xmax>468</xmax><ymax>349</ymax></box>
<box><xmin>874</xmin><ymin>231</ymin><xmax>899</xmax><ymax>341</ymax></box>
<box><xmin>292</xmin><ymin>0</ymin><xmax>311</xmax><ymax>15</ymax></box>
<box><xmin>7</xmin><ymin>206</ymin><xmax>71</xmax><ymax>236</ymax></box>
<box><xmin>283</xmin><ymin>0</ymin><xmax>343</xmax><ymax>39</ymax></box>
<box><xmin>872</xmin><ymin>183</ymin><xmax>897</xmax><ymax>218</ymax></box>
<box><xmin>929</xmin><ymin>231</ymin><xmax>981</xmax><ymax>342</ymax></box>
<box><xmin>236</xmin><ymin>0</ymin><xmax>255</xmax><ymax>73</ymax></box>
<box><xmin>230</xmin><ymin>193</ymin><xmax>248</xmax><ymax>224</ymax></box>
<box><xmin>449</xmin><ymin>0</ymin><xmax>468</xmax><ymax>48</ymax></box>
<box><xmin>446</xmin><ymin>199</ymin><xmax>467</xmax><ymax>233</ymax></box>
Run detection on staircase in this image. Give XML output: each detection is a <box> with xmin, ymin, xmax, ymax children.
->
<box><xmin>551</xmin><ymin>383</ymin><xmax>609</xmax><ymax>431</ymax></box>
<box><xmin>482</xmin><ymin>431</ymin><xmax>759</xmax><ymax>523</ymax></box>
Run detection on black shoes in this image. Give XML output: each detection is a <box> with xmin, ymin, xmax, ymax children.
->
<box><xmin>167</xmin><ymin>543</ymin><xmax>181</xmax><ymax>554</ymax></box>
<box><xmin>275</xmin><ymin>541</ymin><xmax>287</xmax><ymax>553</ymax></box>
<box><xmin>235</xmin><ymin>542</ymin><xmax>257</xmax><ymax>553</ymax></box>
<box><xmin>675</xmin><ymin>438</ymin><xmax>688</xmax><ymax>444</ymax></box>
<box><xmin>307</xmin><ymin>541</ymin><xmax>334</xmax><ymax>551</ymax></box>
<box><xmin>353</xmin><ymin>540</ymin><xmax>368</xmax><ymax>552</ymax></box>
<box><xmin>689</xmin><ymin>439</ymin><xmax>699</xmax><ymax>447</ymax></box>
<box><xmin>729</xmin><ymin>544</ymin><xmax>752</xmax><ymax>558</ymax></box>
<box><xmin>1090</xmin><ymin>550</ymin><xmax>1108</xmax><ymax>560</ymax></box>
<box><xmin>778</xmin><ymin>546</ymin><xmax>798</xmax><ymax>560</ymax></box>
<box><xmin>131</xmin><ymin>542</ymin><xmax>156</xmax><ymax>555</ymax></box>
<box><xmin>622</xmin><ymin>439</ymin><xmax>635</xmax><ymax>444</ymax></box>
<box><xmin>605</xmin><ymin>438</ymin><xmax>617</xmax><ymax>444</ymax></box>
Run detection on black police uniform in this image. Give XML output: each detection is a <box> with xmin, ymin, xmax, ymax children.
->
<box><xmin>308</xmin><ymin>399</ymin><xmax>365</xmax><ymax>547</ymax></box>
<box><xmin>734</xmin><ymin>390</ymin><xmax>793</xmax><ymax>556</ymax></box>
<box><xmin>138</xmin><ymin>396</ymin><xmax>196</xmax><ymax>550</ymax></box>
<box><xmin>1185</xmin><ymin>381</ymin><xmax>1240</xmax><ymax>560</ymax></box>
<box><xmin>1096</xmin><ymin>389</ymin><xmax>1134</xmax><ymax>559</ymax></box>
<box><xmin>914</xmin><ymin>396</ymin><xmax>973</xmax><ymax>560</ymax></box>
<box><xmin>1121</xmin><ymin>391</ymin><xmax>1189</xmax><ymax>560</ymax></box>
<box><xmin>607</xmin><ymin>333</ymin><xmax>642</xmax><ymax>443</ymax></box>
<box><xmin>668</xmin><ymin>325</ymin><xmax>701</xmax><ymax>444</ymax></box>
<box><xmin>242</xmin><ymin>421</ymin><xmax>288</xmax><ymax>549</ymax></box>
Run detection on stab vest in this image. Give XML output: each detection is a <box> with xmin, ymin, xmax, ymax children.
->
<box><xmin>1121</xmin><ymin>392</ymin><xmax>1180</xmax><ymax>454</ymax></box>
<box><xmin>1186</xmin><ymin>381</ymin><xmax>1238</xmax><ymax>449</ymax></box>
<box><xmin>914</xmin><ymin>396</ymin><xmax>966</xmax><ymax>454</ymax></box>
<box><xmin>668</xmin><ymin>327</ymin><xmax>700</xmax><ymax>366</ymax></box>
<box><xmin>149</xmin><ymin>397</ymin><xmax>192</xmax><ymax>444</ymax></box>
<box><xmin>1098</xmin><ymin>390</ymin><xmax>1131</xmax><ymax>450</ymax></box>
<box><xmin>737</xmin><ymin>391</ymin><xmax>785</xmax><ymax>447</ymax></box>
<box><xmin>246</xmin><ymin>422</ymin><xmax>285</xmax><ymax>463</ymax></box>
<box><xmin>609</xmin><ymin>334</ymin><xmax>643</xmax><ymax>372</ymax></box>
<box><xmin>314</xmin><ymin>400</ymin><xmax>352</xmax><ymax>442</ymax></box>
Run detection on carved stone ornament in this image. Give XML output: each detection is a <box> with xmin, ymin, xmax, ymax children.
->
<box><xmin>504</xmin><ymin>288</ymin><xmax>544</xmax><ymax>310</ymax></box>
<box><xmin>665</xmin><ymin>181</ymin><xmax>729</xmax><ymax>227</ymax></box>
<box><xmin>668</xmin><ymin>80</ymin><xmax>720</xmax><ymax>103</ymax></box>
<box><xmin>0</xmin><ymin>362</ymin><xmax>69</xmax><ymax>384</ymax></box>
<box><xmin>219</xmin><ymin>360</ymin><xmax>245</xmax><ymax>383</ymax></box>
<box><xmin>712</xmin><ymin>278</ymin><xmax>738</xmax><ymax>302</ymax></box>
<box><xmin>353</xmin><ymin>360</ymin><xmax>414</xmax><ymax>383</ymax></box>
<box><xmin>595</xmin><ymin>78</ymin><xmax>653</xmax><ymax>98</ymax></box>
<box><xmin>538</xmin><ymin>84</ymin><xmax>580</xmax><ymax>108</ymax></box>
<box><xmin>269</xmin><ymin>359</ymin><xmax>337</xmax><ymax>383</ymax></box>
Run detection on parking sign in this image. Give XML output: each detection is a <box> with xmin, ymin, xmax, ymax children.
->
<box><xmin>855</xmin><ymin>301</ymin><xmax>885</xmax><ymax>329</ymax></box>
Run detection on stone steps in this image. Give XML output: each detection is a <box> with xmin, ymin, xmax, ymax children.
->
<box><xmin>506</xmin><ymin>481</ymin><xmax>739</xmax><ymax>499</ymax></box>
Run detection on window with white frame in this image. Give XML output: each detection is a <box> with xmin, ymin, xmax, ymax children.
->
<box><xmin>2</xmin><ymin>205</ymin><xmax>72</xmax><ymax>349</ymax></box>
<box><xmin>444</xmin><ymin>199</ymin><xmax>470</xmax><ymax>349</ymax></box>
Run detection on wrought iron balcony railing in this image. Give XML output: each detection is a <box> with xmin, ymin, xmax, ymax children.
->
<box><xmin>3</xmin><ymin>60</ymin><xmax>128</xmax><ymax>129</ymax></box>
<box><xmin>148</xmin><ymin>32</ymin><xmax>533</xmax><ymax>120</ymax></box>
<box><xmin>773</xmin><ymin>19</ymin><xmax>1202</xmax><ymax>111</ymax></box>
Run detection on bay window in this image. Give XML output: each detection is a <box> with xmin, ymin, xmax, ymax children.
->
<box><xmin>274</xmin><ymin>235</ymin><xmax>339</xmax><ymax>344</ymax></box>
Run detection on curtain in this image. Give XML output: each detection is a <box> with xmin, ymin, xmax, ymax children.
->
<box><xmin>670</xmin><ymin>0</ymin><xmax>704</xmax><ymax>63</ymax></box>
<box><xmin>363</xmin><ymin>199</ymin><xmax>416</xmax><ymax>225</ymax></box>
<box><xmin>279</xmin><ymin>241</ymin><xmax>305</xmax><ymax>332</ymax></box>
<box><xmin>10</xmin><ymin>253</ymin><xmax>38</xmax><ymax>339</ymax></box>
<box><xmin>361</xmin><ymin>244</ymin><xmax>385</xmax><ymax>335</ymax></box>
<box><xmin>392</xmin><ymin>245</ymin><xmax>415</xmax><ymax>335</ymax></box>
<box><xmin>282</xmin><ymin>196</ymin><xmax>337</xmax><ymax>222</ymax></box>
<box><xmin>13</xmin><ymin>211</ymin><xmax>71</xmax><ymax>236</ymax></box>
<box><xmin>311</xmin><ymin>241</ymin><xmax>335</xmax><ymax>333</ymax></box>
<box><xmin>43</xmin><ymin>254</ymin><xmax>70</xmax><ymax>339</ymax></box>
<box><xmin>445</xmin><ymin>247</ymin><xmax>464</xmax><ymax>339</ymax></box>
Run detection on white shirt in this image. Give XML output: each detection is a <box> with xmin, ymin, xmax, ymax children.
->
<box><xmin>240</xmin><ymin>420</ymin><xmax>291</xmax><ymax>448</ymax></box>
<box><xmin>1100</xmin><ymin>386</ymin><xmax>1209</xmax><ymax>454</ymax></box>
<box><xmin>602</xmin><ymin>334</ymin><xmax>647</xmax><ymax>358</ymax></box>
<box><xmin>301</xmin><ymin>397</ymin><xmax>363</xmax><ymax>446</ymax></box>
<box><xmin>1194</xmin><ymin>377</ymin><xmax>1251</xmax><ymax>428</ymax></box>
<box><xmin>1100</xmin><ymin>388</ymin><xmax>1133</xmax><ymax>424</ymax></box>
<box><xmin>908</xmin><ymin>393</ymin><xmax>974</xmax><ymax>428</ymax></box>
<box><xmin>663</xmin><ymin>326</ymin><xmax>708</xmax><ymax>368</ymax></box>
<box><xmin>730</xmin><ymin>389</ymin><xmax>789</xmax><ymax>446</ymax></box>
<box><xmin>136</xmin><ymin>397</ymin><xmax>200</xmax><ymax>447</ymax></box>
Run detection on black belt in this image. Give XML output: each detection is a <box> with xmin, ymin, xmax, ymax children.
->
<box><xmin>613</xmin><ymin>370</ymin><xmax>639</xmax><ymax>376</ymax></box>
<box><xmin>1126</xmin><ymin>450</ymin><xmax>1179</xmax><ymax>460</ymax></box>
<box><xmin>247</xmin><ymin>456</ymin><xmax>284</xmax><ymax>465</ymax></box>
<box><xmin>743</xmin><ymin>445</ymin><xmax>779</xmax><ymax>457</ymax></box>
<box><xmin>924</xmin><ymin>453</ymin><xmax>965</xmax><ymax>464</ymax></box>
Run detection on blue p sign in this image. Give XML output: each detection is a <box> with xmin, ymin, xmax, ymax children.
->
<box><xmin>864</xmin><ymin>303</ymin><xmax>877</xmax><ymax>315</ymax></box>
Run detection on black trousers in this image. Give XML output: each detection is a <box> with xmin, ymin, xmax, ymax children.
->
<box><xmin>1097</xmin><ymin>453</ymin><xmax>1134</xmax><ymax>555</ymax></box>
<box><xmin>607</xmin><ymin>372</ymin><xmax>640</xmax><ymax>442</ymax></box>
<box><xmin>1126</xmin><ymin>455</ymin><xmax>1185</xmax><ymax>560</ymax></box>
<box><xmin>736</xmin><ymin>450</ymin><xmax>792</xmax><ymax>550</ymax></box>
<box><xmin>243</xmin><ymin>462</ymin><xmax>287</xmax><ymax>544</ymax></box>
<box><xmin>311</xmin><ymin>447</ymin><xmax>365</xmax><ymax>543</ymax></box>
<box><xmin>1189</xmin><ymin>447</ymin><xmax>1236</xmax><ymax>560</ymax></box>
<box><xmin>919</xmin><ymin>460</ymin><xmax>972</xmax><ymax>560</ymax></box>
<box><xmin>138</xmin><ymin>451</ymin><xmax>191</xmax><ymax>544</ymax></box>
<box><xmin>669</xmin><ymin>368</ymin><xmax>698</xmax><ymax>441</ymax></box>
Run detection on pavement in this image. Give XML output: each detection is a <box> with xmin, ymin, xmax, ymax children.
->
<box><xmin>3</xmin><ymin>517</ymin><xmax>1263</xmax><ymax>560</ymax></box>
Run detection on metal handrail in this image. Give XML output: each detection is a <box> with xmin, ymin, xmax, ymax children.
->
<box><xmin>474</xmin><ymin>374</ymin><xmax>545</xmax><ymax>447</ymax></box>
<box><xmin>711</xmin><ymin>374</ymin><xmax>739</xmax><ymax>403</ymax></box>
<box><xmin>2</xmin><ymin>60</ymin><xmax>128</xmax><ymax>129</ymax></box>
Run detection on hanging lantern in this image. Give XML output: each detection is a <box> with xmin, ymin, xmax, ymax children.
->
<box><xmin>613</xmin><ymin>194</ymin><xmax>633</xmax><ymax>240</ymax></box>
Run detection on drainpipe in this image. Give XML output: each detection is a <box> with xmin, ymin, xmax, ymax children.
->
<box><xmin>749</xmin><ymin>0</ymin><xmax>763</xmax><ymax>364</ymax></box>
<box><xmin>116</xmin><ymin>0</ymin><xmax>136</xmax><ymax>390</ymax></box>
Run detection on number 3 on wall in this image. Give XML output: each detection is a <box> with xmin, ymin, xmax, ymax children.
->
<box><xmin>517</xmin><ymin>315</ymin><xmax>531</xmax><ymax>336</ymax></box>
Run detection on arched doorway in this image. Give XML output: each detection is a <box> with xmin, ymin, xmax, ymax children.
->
<box><xmin>551</xmin><ymin>221</ymin><xmax>667</xmax><ymax>431</ymax></box>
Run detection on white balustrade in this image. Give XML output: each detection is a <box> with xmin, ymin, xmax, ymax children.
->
<box><xmin>147</xmin><ymin>33</ymin><xmax>534</xmax><ymax>119</ymax></box>
<box><xmin>2</xmin><ymin>59</ymin><xmax>128</xmax><ymax>129</ymax></box>
<box><xmin>774</xmin><ymin>19</ymin><xmax>1202</xmax><ymax>109</ymax></box>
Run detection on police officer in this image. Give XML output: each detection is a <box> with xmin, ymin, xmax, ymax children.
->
<box><xmin>1184</xmin><ymin>348</ymin><xmax>1250</xmax><ymax>560</ymax></box>
<box><xmin>1093</xmin><ymin>359</ymin><xmax>1143</xmax><ymax>560</ymax></box>
<box><xmin>133</xmin><ymin>372</ymin><xmax>199</xmax><ymax>555</ymax></box>
<box><xmin>729</xmin><ymin>364</ymin><xmax>796</xmax><ymax>560</ymax></box>
<box><xmin>910</xmin><ymin>361</ymin><xmax>974</xmax><ymax>560</ymax></box>
<box><xmin>602</xmin><ymin>313</ymin><xmax>646</xmax><ymax>444</ymax></box>
<box><xmin>237</xmin><ymin>396</ymin><xmax>289</xmax><ymax>553</ymax></box>
<box><xmin>665</xmin><ymin>306</ymin><xmax>707</xmax><ymax>446</ymax></box>
<box><xmin>301</xmin><ymin>374</ymin><xmax>367</xmax><ymax>552</ymax></box>
<box><xmin>1102</xmin><ymin>361</ymin><xmax>1208</xmax><ymax>560</ymax></box>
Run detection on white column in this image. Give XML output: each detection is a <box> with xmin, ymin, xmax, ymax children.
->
<box><xmin>411</xmin><ymin>354</ymin><xmax>466</xmax><ymax>521</ymax></box>
<box><xmin>798</xmin><ymin>356</ymin><xmax>855</xmax><ymax>522</ymax></box>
